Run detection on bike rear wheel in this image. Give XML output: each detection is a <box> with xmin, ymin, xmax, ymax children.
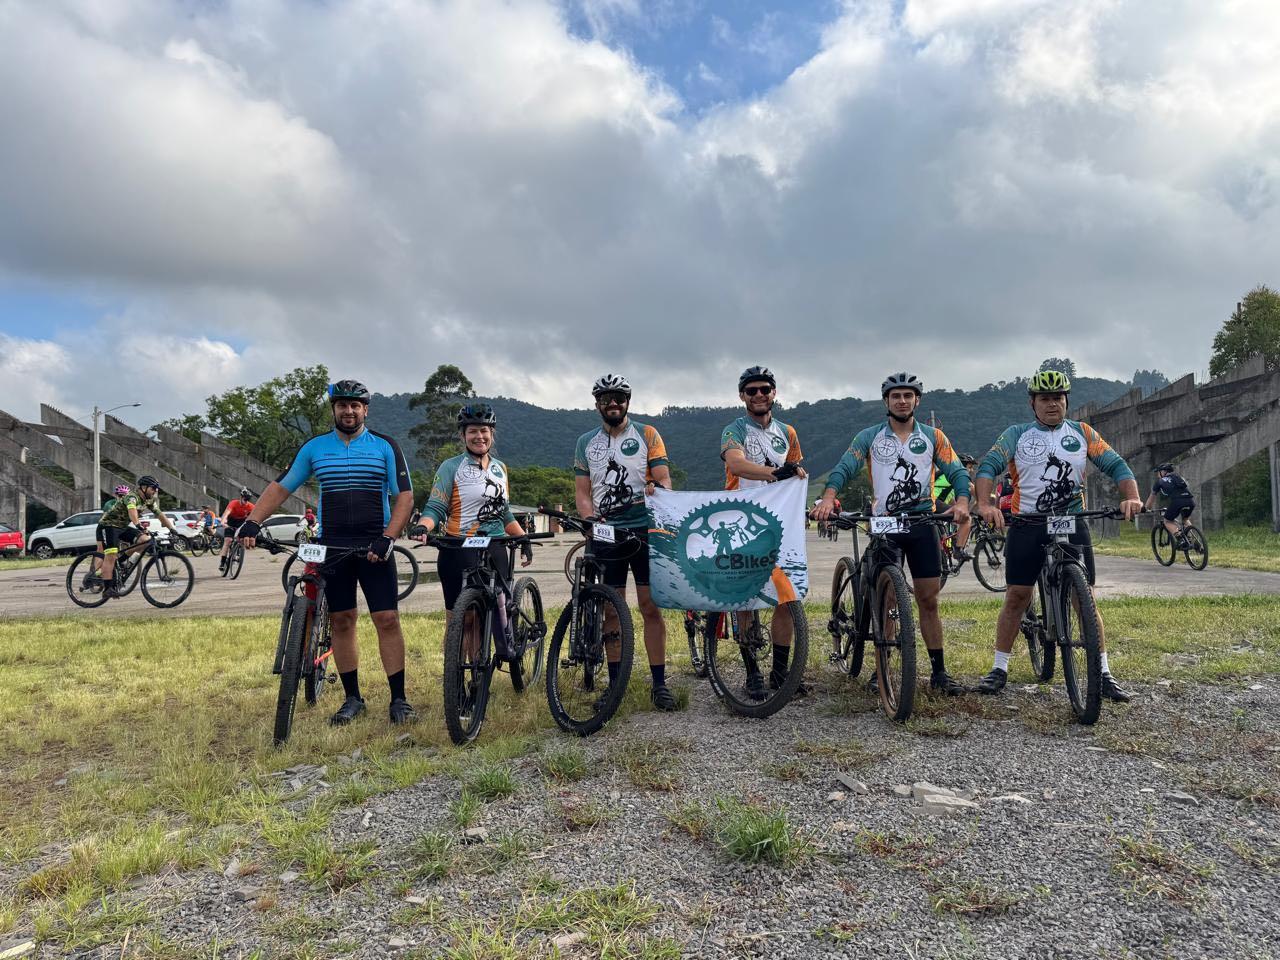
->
<box><xmin>563</xmin><ymin>539</ymin><xmax>586</xmax><ymax>584</ymax></box>
<box><xmin>1023</xmin><ymin>579</ymin><xmax>1053</xmax><ymax>681</ymax></box>
<box><xmin>188</xmin><ymin>534</ymin><xmax>209</xmax><ymax>557</ymax></box>
<box><xmin>546</xmin><ymin>583</ymin><xmax>633</xmax><ymax>736</ymax></box>
<box><xmin>829</xmin><ymin>556</ymin><xmax>865</xmax><ymax>677</ymax></box>
<box><xmin>273</xmin><ymin>594</ymin><xmax>310</xmax><ymax>745</ymax></box>
<box><xmin>1151</xmin><ymin>525</ymin><xmax>1176</xmax><ymax>566</ymax></box>
<box><xmin>442</xmin><ymin>588</ymin><xmax>493</xmax><ymax>745</ymax></box>
<box><xmin>873</xmin><ymin>565</ymin><xmax>916</xmax><ymax>722</ymax></box>
<box><xmin>228</xmin><ymin>541</ymin><xmax>245</xmax><ymax>579</ymax></box>
<box><xmin>394</xmin><ymin>545</ymin><xmax>419</xmax><ymax>601</ymax></box>
<box><xmin>972</xmin><ymin>532</ymin><xmax>1007</xmax><ymax>592</ymax></box>
<box><xmin>684</xmin><ymin>612</ymin><xmax>709</xmax><ymax>678</ymax></box>
<box><xmin>66</xmin><ymin>551</ymin><xmax>110</xmax><ymax>608</ymax></box>
<box><xmin>304</xmin><ymin>590</ymin><xmax>332</xmax><ymax>705</ymax></box>
<box><xmin>1183</xmin><ymin>526</ymin><xmax>1209</xmax><ymax>570</ymax></box>
<box><xmin>140</xmin><ymin>550</ymin><xmax>195</xmax><ymax>608</ymax></box>
<box><xmin>1058</xmin><ymin>564</ymin><xmax>1102</xmax><ymax>725</ymax></box>
<box><xmin>706</xmin><ymin>603</ymin><xmax>809</xmax><ymax>719</ymax></box>
<box><xmin>508</xmin><ymin>577</ymin><xmax>546</xmax><ymax>692</ymax></box>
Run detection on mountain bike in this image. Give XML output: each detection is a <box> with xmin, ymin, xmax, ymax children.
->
<box><xmin>826</xmin><ymin>510</ymin><xmax>952</xmax><ymax>722</ymax></box>
<box><xmin>66</xmin><ymin>535</ymin><xmax>195</xmax><ymax>609</ymax></box>
<box><xmin>413</xmin><ymin>529</ymin><xmax>551</xmax><ymax>745</ymax></box>
<box><xmin>937</xmin><ymin>513</ymin><xmax>1007</xmax><ymax>592</ymax></box>
<box><xmin>1007</xmin><ymin>510</ymin><xmax>1123</xmax><ymax>725</ymax></box>
<box><xmin>1151</xmin><ymin>512</ymin><xmax>1208</xmax><ymax>571</ymax></box>
<box><xmin>281</xmin><ymin>542</ymin><xmax>420</xmax><ymax>601</ymax></box>
<box><xmin>539</xmin><ymin>507</ymin><xmax>637</xmax><ymax>737</ymax></box>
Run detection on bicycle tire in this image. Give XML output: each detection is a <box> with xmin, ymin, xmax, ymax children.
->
<box><xmin>280</xmin><ymin>552</ymin><xmax>299</xmax><ymax>593</ymax></box>
<box><xmin>66</xmin><ymin>551</ymin><xmax>110</xmax><ymax>608</ymax></box>
<box><xmin>563</xmin><ymin>539</ymin><xmax>586</xmax><ymax>584</ymax></box>
<box><xmin>1058</xmin><ymin>564</ymin><xmax>1102</xmax><ymax>725</ymax></box>
<box><xmin>442</xmin><ymin>588</ymin><xmax>493</xmax><ymax>745</ymax></box>
<box><xmin>273</xmin><ymin>594</ymin><xmax>310</xmax><ymax>745</ymax></box>
<box><xmin>1184</xmin><ymin>526</ymin><xmax>1209</xmax><ymax>571</ymax></box>
<box><xmin>304</xmin><ymin>590</ymin><xmax>332</xmax><ymax>705</ymax></box>
<box><xmin>394</xmin><ymin>545</ymin><xmax>419</xmax><ymax>601</ymax></box>
<box><xmin>508</xmin><ymin>577</ymin><xmax>546</xmax><ymax>692</ymax></box>
<box><xmin>829</xmin><ymin>557</ymin><xmax>865</xmax><ymax>677</ymax></box>
<box><xmin>188</xmin><ymin>534</ymin><xmax>208</xmax><ymax>557</ymax></box>
<box><xmin>684</xmin><ymin>612</ymin><xmax>709</xmax><ymax>679</ymax></box>
<box><xmin>1023</xmin><ymin>578</ymin><xmax>1053</xmax><ymax>681</ymax></box>
<box><xmin>873</xmin><ymin>564</ymin><xmax>916</xmax><ymax>722</ymax></box>
<box><xmin>228</xmin><ymin>541</ymin><xmax>245</xmax><ymax>580</ymax></box>
<box><xmin>1151</xmin><ymin>525</ymin><xmax>1176</xmax><ymax>566</ymax></box>
<box><xmin>972</xmin><ymin>532</ymin><xmax>1007</xmax><ymax>592</ymax></box>
<box><xmin>140</xmin><ymin>550</ymin><xmax>195</xmax><ymax>608</ymax></box>
<box><xmin>546</xmin><ymin>583</ymin><xmax>633</xmax><ymax>736</ymax></box>
<box><xmin>706</xmin><ymin>603</ymin><xmax>809</xmax><ymax>719</ymax></box>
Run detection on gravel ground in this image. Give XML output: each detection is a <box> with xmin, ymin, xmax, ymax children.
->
<box><xmin>14</xmin><ymin>670</ymin><xmax>1280</xmax><ymax>960</ymax></box>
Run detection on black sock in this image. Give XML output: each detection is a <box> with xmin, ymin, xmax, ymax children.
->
<box><xmin>340</xmin><ymin>669</ymin><xmax>361</xmax><ymax>700</ymax></box>
<box><xmin>928</xmin><ymin>648</ymin><xmax>945</xmax><ymax>675</ymax></box>
<box><xmin>772</xmin><ymin>643</ymin><xmax>789</xmax><ymax>677</ymax></box>
<box><xmin>607</xmin><ymin>660</ymin><xmax>621</xmax><ymax>685</ymax></box>
<box><xmin>387</xmin><ymin>669</ymin><xmax>405</xmax><ymax>702</ymax></box>
<box><xmin>650</xmin><ymin>664</ymin><xmax>666</xmax><ymax>688</ymax></box>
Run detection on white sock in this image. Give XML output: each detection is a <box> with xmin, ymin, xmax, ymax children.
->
<box><xmin>1100</xmin><ymin>652</ymin><xmax>1110</xmax><ymax>674</ymax></box>
<box><xmin>993</xmin><ymin>650</ymin><xmax>1010</xmax><ymax>672</ymax></box>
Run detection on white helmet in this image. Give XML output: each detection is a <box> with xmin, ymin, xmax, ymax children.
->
<box><xmin>591</xmin><ymin>374</ymin><xmax>632</xmax><ymax>398</ymax></box>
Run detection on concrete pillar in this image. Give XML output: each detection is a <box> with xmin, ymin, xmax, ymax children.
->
<box><xmin>1270</xmin><ymin>442</ymin><xmax>1280</xmax><ymax>534</ymax></box>
<box><xmin>1200</xmin><ymin>477</ymin><xmax>1224</xmax><ymax>531</ymax></box>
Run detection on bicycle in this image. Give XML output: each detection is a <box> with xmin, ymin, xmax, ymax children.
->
<box><xmin>280</xmin><ymin>542</ymin><xmax>420</xmax><ymax>601</ymax></box>
<box><xmin>539</xmin><ymin>507</ymin><xmax>638</xmax><ymax>737</ymax></box>
<box><xmin>826</xmin><ymin>510</ymin><xmax>952</xmax><ymax>722</ymax></box>
<box><xmin>222</xmin><ymin>537</ymin><xmax>246</xmax><ymax>579</ymax></box>
<box><xmin>1151</xmin><ymin>513</ymin><xmax>1208</xmax><ymax>571</ymax></box>
<box><xmin>413</xmin><ymin>529</ymin><xmax>551</xmax><ymax>745</ymax></box>
<box><xmin>937</xmin><ymin>513</ymin><xmax>1007</xmax><ymax>593</ymax></box>
<box><xmin>66</xmin><ymin>534</ymin><xmax>195</xmax><ymax>609</ymax></box>
<box><xmin>1006</xmin><ymin>510</ymin><xmax>1124</xmax><ymax>725</ymax></box>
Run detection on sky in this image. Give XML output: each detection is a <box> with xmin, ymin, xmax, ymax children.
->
<box><xmin>1</xmin><ymin>0</ymin><xmax>1278</xmax><ymax>428</ymax></box>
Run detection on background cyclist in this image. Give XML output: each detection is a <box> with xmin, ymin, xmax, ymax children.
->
<box><xmin>1145</xmin><ymin>463</ymin><xmax>1197</xmax><ymax>545</ymax></box>
<box><xmin>219</xmin><ymin>487</ymin><xmax>256</xmax><ymax>573</ymax></box>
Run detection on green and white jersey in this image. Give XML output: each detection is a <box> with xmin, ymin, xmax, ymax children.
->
<box><xmin>422</xmin><ymin>453</ymin><xmax>516</xmax><ymax>536</ymax></box>
<box><xmin>573</xmin><ymin>420</ymin><xmax>669</xmax><ymax>528</ymax></box>
<box><xmin>720</xmin><ymin>415</ymin><xmax>802</xmax><ymax>490</ymax></box>
<box><xmin>825</xmin><ymin>421</ymin><xmax>969</xmax><ymax>516</ymax></box>
<box><xmin>977</xmin><ymin>420</ymin><xmax>1133</xmax><ymax>514</ymax></box>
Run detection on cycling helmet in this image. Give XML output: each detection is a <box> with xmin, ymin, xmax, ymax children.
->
<box><xmin>960</xmin><ymin>454</ymin><xmax>977</xmax><ymax>466</ymax></box>
<box><xmin>1155</xmin><ymin>462</ymin><xmax>1175</xmax><ymax>473</ymax></box>
<box><xmin>1028</xmin><ymin>370</ymin><xmax>1071</xmax><ymax>394</ymax></box>
<box><xmin>113</xmin><ymin>484</ymin><xmax>131</xmax><ymax>497</ymax></box>
<box><xmin>738</xmin><ymin>366</ymin><xmax>776</xmax><ymax>392</ymax></box>
<box><xmin>240</xmin><ymin>487</ymin><xmax>252</xmax><ymax>499</ymax></box>
<box><xmin>457</xmin><ymin>403</ymin><xmax>498</xmax><ymax>428</ymax></box>
<box><xmin>881</xmin><ymin>372</ymin><xmax>923</xmax><ymax>397</ymax></box>
<box><xmin>137</xmin><ymin>474</ymin><xmax>160</xmax><ymax>490</ymax></box>
<box><xmin>591</xmin><ymin>374</ymin><xmax>631</xmax><ymax>398</ymax></box>
<box><xmin>328</xmin><ymin>380</ymin><xmax>371</xmax><ymax>403</ymax></box>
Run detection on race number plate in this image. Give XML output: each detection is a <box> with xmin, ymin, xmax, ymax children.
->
<box><xmin>1047</xmin><ymin>516</ymin><xmax>1076</xmax><ymax>536</ymax></box>
<box><xmin>298</xmin><ymin>543</ymin><xmax>327</xmax><ymax>563</ymax></box>
<box><xmin>463</xmin><ymin>536</ymin><xmax>492</xmax><ymax>548</ymax></box>
<box><xmin>592</xmin><ymin>524</ymin><xmax>616</xmax><ymax>544</ymax></box>
<box><xmin>870</xmin><ymin>517</ymin><xmax>906</xmax><ymax>535</ymax></box>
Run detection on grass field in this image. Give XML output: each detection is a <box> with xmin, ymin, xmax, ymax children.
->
<box><xmin>1091</xmin><ymin>523</ymin><xmax>1279</xmax><ymax>573</ymax></box>
<box><xmin>0</xmin><ymin>554</ymin><xmax>75</xmax><ymax>572</ymax></box>
<box><xmin>2</xmin><ymin>597</ymin><xmax>1278</xmax><ymax>948</ymax></box>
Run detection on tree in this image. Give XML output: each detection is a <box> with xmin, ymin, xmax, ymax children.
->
<box><xmin>1039</xmin><ymin>357</ymin><xmax>1077</xmax><ymax>378</ymax></box>
<box><xmin>153</xmin><ymin>414</ymin><xmax>206</xmax><ymax>444</ymax></box>
<box><xmin>408</xmin><ymin>365</ymin><xmax>475</xmax><ymax>474</ymax></box>
<box><xmin>1130</xmin><ymin>369</ymin><xmax>1169</xmax><ymax>397</ymax></box>
<box><xmin>1210</xmin><ymin>285</ymin><xmax>1280</xmax><ymax>377</ymax></box>
<box><xmin>509</xmin><ymin>465</ymin><xmax>576</xmax><ymax>508</ymax></box>
<box><xmin>200</xmin><ymin>365</ymin><xmax>332</xmax><ymax>468</ymax></box>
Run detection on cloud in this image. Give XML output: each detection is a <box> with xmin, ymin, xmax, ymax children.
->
<box><xmin>1</xmin><ymin>0</ymin><xmax>1278</xmax><ymax>427</ymax></box>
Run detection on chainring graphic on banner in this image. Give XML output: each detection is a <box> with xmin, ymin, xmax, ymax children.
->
<box><xmin>667</xmin><ymin>500</ymin><xmax>783</xmax><ymax>606</ymax></box>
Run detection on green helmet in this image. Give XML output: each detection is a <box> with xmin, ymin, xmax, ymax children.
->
<box><xmin>1028</xmin><ymin>370</ymin><xmax>1071</xmax><ymax>394</ymax></box>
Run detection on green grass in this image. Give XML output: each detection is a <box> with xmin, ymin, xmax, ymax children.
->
<box><xmin>1091</xmin><ymin>523</ymin><xmax>1279</xmax><ymax>573</ymax></box>
<box><xmin>711</xmin><ymin>797</ymin><xmax>807</xmax><ymax>865</ymax></box>
<box><xmin>0</xmin><ymin>554</ymin><xmax>76</xmax><ymax>571</ymax></box>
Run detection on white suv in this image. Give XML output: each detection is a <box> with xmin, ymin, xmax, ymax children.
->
<box><xmin>26</xmin><ymin>511</ymin><xmax>104</xmax><ymax>559</ymax></box>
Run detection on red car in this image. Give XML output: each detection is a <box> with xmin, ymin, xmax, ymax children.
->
<box><xmin>0</xmin><ymin>522</ymin><xmax>24</xmax><ymax>556</ymax></box>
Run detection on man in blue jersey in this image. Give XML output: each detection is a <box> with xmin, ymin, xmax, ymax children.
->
<box><xmin>238</xmin><ymin>380</ymin><xmax>417</xmax><ymax>725</ymax></box>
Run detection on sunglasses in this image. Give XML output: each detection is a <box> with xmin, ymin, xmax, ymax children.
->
<box><xmin>597</xmin><ymin>393</ymin><xmax>629</xmax><ymax>405</ymax></box>
<box><xmin>742</xmin><ymin>385</ymin><xmax>774</xmax><ymax>397</ymax></box>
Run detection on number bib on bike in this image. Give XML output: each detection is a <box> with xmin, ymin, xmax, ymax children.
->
<box><xmin>574</xmin><ymin>421</ymin><xmax>668</xmax><ymax>528</ymax></box>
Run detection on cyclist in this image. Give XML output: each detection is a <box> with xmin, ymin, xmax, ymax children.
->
<box><xmin>720</xmin><ymin>365</ymin><xmax>809</xmax><ymax>699</ymax></box>
<box><xmin>574</xmin><ymin>374</ymin><xmax>676</xmax><ymax>711</ymax></box>
<box><xmin>219</xmin><ymin>487</ymin><xmax>256</xmax><ymax>573</ymax></box>
<box><xmin>972</xmin><ymin>369</ymin><xmax>1142</xmax><ymax>701</ymax></box>
<box><xmin>1145</xmin><ymin>463</ymin><xmax>1197</xmax><ymax>545</ymax></box>
<box><xmin>812</xmin><ymin>372</ymin><xmax>971</xmax><ymax>696</ymax></box>
<box><xmin>237</xmin><ymin>380</ymin><xmax>417</xmax><ymax>726</ymax></box>
<box><xmin>303</xmin><ymin>506</ymin><xmax>318</xmax><ymax>538</ymax></box>
<box><xmin>98</xmin><ymin>476</ymin><xmax>180</xmax><ymax>596</ymax></box>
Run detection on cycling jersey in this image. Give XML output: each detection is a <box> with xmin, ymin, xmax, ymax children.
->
<box><xmin>1153</xmin><ymin>474</ymin><xmax>1193</xmax><ymax>500</ymax></box>
<box><xmin>720</xmin><ymin>415</ymin><xmax>802</xmax><ymax>490</ymax></box>
<box><xmin>276</xmin><ymin>428</ymin><xmax>412</xmax><ymax>545</ymax></box>
<box><xmin>976</xmin><ymin>420</ymin><xmax>1133</xmax><ymax>514</ymax></box>
<box><xmin>825</xmin><ymin>422</ymin><xmax>969</xmax><ymax>516</ymax></box>
<box><xmin>100</xmin><ymin>492</ymin><xmax>161</xmax><ymax>529</ymax></box>
<box><xmin>421</xmin><ymin>453</ymin><xmax>517</xmax><ymax>536</ymax></box>
<box><xmin>226</xmin><ymin>499</ymin><xmax>255</xmax><ymax>521</ymax></box>
<box><xmin>573</xmin><ymin>421</ymin><xmax>668</xmax><ymax>528</ymax></box>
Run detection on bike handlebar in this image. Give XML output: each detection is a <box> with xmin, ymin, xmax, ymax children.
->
<box><xmin>1006</xmin><ymin>509</ymin><xmax>1127</xmax><ymax>523</ymax></box>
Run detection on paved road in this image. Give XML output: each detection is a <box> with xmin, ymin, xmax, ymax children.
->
<box><xmin>3</xmin><ymin>530</ymin><xmax>1279</xmax><ymax>620</ymax></box>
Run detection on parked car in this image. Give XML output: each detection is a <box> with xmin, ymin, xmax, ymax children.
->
<box><xmin>162</xmin><ymin>511</ymin><xmax>204</xmax><ymax>542</ymax></box>
<box><xmin>0</xmin><ymin>522</ymin><xmax>24</xmax><ymax>556</ymax></box>
<box><xmin>25</xmin><ymin>511</ymin><xmax>104</xmax><ymax>559</ymax></box>
<box><xmin>259</xmin><ymin>514</ymin><xmax>311</xmax><ymax>544</ymax></box>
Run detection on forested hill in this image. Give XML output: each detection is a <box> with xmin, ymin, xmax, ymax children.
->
<box><xmin>366</xmin><ymin>375</ymin><xmax>1140</xmax><ymax>490</ymax></box>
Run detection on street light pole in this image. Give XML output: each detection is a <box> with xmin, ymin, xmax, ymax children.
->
<box><xmin>92</xmin><ymin>402</ymin><xmax>142</xmax><ymax>509</ymax></box>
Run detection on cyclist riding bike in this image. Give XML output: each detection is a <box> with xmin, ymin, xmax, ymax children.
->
<box><xmin>98</xmin><ymin>476</ymin><xmax>179</xmax><ymax>596</ymax></box>
<box><xmin>972</xmin><ymin>369</ymin><xmax>1142</xmax><ymax>702</ymax></box>
<box><xmin>1144</xmin><ymin>463</ymin><xmax>1197</xmax><ymax>545</ymax></box>
<box><xmin>574</xmin><ymin>374</ymin><xmax>675</xmax><ymax>711</ymax></box>
<box><xmin>813</xmin><ymin>372</ymin><xmax>971</xmax><ymax>696</ymax></box>
<box><xmin>237</xmin><ymin>380</ymin><xmax>417</xmax><ymax>726</ymax></box>
<box><xmin>720</xmin><ymin>365</ymin><xmax>810</xmax><ymax>699</ymax></box>
<box><xmin>219</xmin><ymin>487</ymin><xmax>256</xmax><ymax>572</ymax></box>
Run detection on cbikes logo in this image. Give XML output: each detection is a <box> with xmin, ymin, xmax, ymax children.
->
<box><xmin>491</xmin><ymin>464</ymin><xmax>505</xmax><ymax>477</ymax></box>
<box><xmin>907</xmin><ymin>436</ymin><xmax>928</xmax><ymax>455</ymax></box>
<box><xmin>620</xmin><ymin>438</ymin><xmax>641</xmax><ymax>457</ymax></box>
<box><xmin>770</xmin><ymin>433</ymin><xmax>788</xmax><ymax>454</ymax></box>
<box><xmin>1060</xmin><ymin>435</ymin><xmax>1081</xmax><ymax>453</ymax></box>
<box><xmin>669</xmin><ymin>501</ymin><xmax>783</xmax><ymax>604</ymax></box>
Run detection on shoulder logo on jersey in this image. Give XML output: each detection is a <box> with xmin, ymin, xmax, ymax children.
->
<box><xmin>657</xmin><ymin>500</ymin><xmax>783</xmax><ymax>605</ymax></box>
<box><xmin>770</xmin><ymin>433</ymin><xmax>788</xmax><ymax>454</ymax></box>
<box><xmin>491</xmin><ymin>464</ymin><xmax>505</xmax><ymax>478</ymax></box>
<box><xmin>907</xmin><ymin>436</ymin><xmax>928</xmax><ymax>455</ymax></box>
<box><xmin>620</xmin><ymin>437</ymin><xmax>640</xmax><ymax>456</ymax></box>
<box><xmin>1016</xmin><ymin>432</ymin><xmax>1050</xmax><ymax>464</ymax></box>
<box><xmin>871</xmin><ymin>434</ymin><xmax>901</xmax><ymax>464</ymax></box>
<box><xmin>1060</xmin><ymin>434</ymin><xmax>1081</xmax><ymax>453</ymax></box>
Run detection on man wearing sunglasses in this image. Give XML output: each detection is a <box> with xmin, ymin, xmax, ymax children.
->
<box><xmin>574</xmin><ymin>374</ymin><xmax>676</xmax><ymax>711</ymax></box>
<box><xmin>720</xmin><ymin>365</ymin><xmax>809</xmax><ymax>699</ymax></box>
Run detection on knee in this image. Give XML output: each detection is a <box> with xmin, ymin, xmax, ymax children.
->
<box><xmin>371</xmin><ymin>610</ymin><xmax>400</xmax><ymax>632</ymax></box>
<box><xmin>1003</xmin><ymin>586</ymin><xmax>1032</xmax><ymax>609</ymax></box>
<box><xmin>331</xmin><ymin>610</ymin><xmax>358</xmax><ymax>631</ymax></box>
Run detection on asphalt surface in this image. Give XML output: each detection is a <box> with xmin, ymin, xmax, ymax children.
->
<box><xmin>3</xmin><ymin>530</ymin><xmax>1278</xmax><ymax>620</ymax></box>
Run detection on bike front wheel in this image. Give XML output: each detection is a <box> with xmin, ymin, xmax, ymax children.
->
<box><xmin>546</xmin><ymin>583</ymin><xmax>633</xmax><ymax>736</ymax></box>
<box><xmin>442</xmin><ymin>588</ymin><xmax>493</xmax><ymax>745</ymax></box>
<box><xmin>66</xmin><ymin>551</ymin><xmax>110</xmax><ymax>608</ymax></box>
<box><xmin>140</xmin><ymin>550</ymin><xmax>195</xmax><ymax>608</ymax></box>
<box><xmin>273</xmin><ymin>594</ymin><xmax>310</xmax><ymax>745</ymax></box>
<box><xmin>508</xmin><ymin>577</ymin><xmax>546</xmax><ymax>692</ymax></box>
<box><xmin>1183</xmin><ymin>526</ymin><xmax>1209</xmax><ymax>570</ymax></box>
<box><xmin>1058</xmin><ymin>564</ymin><xmax>1102</xmax><ymax>725</ymax></box>
<box><xmin>304</xmin><ymin>590</ymin><xmax>332</xmax><ymax>705</ymax></box>
<box><xmin>972</xmin><ymin>533</ymin><xmax>1007</xmax><ymax>592</ymax></box>
<box><xmin>227</xmin><ymin>541</ymin><xmax>246</xmax><ymax>580</ymax></box>
<box><xmin>829</xmin><ymin>557</ymin><xmax>865</xmax><ymax>677</ymax></box>
<box><xmin>706</xmin><ymin>602</ymin><xmax>810</xmax><ymax>719</ymax></box>
<box><xmin>1151</xmin><ymin>525</ymin><xmax>1176</xmax><ymax>566</ymax></box>
<box><xmin>873</xmin><ymin>565</ymin><xmax>916</xmax><ymax>722</ymax></box>
<box><xmin>394</xmin><ymin>545</ymin><xmax>419</xmax><ymax>601</ymax></box>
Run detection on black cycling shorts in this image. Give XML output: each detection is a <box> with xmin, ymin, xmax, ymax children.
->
<box><xmin>100</xmin><ymin>526</ymin><xmax>141</xmax><ymax>553</ymax></box>
<box><xmin>594</xmin><ymin>526</ymin><xmax>649</xmax><ymax>589</ymax></box>
<box><xmin>885</xmin><ymin>521</ymin><xmax>942</xmax><ymax>581</ymax></box>
<box><xmin>323</xmin><ymin>550</ymin><xmax>399</xmax><ymax>614</ymax></box>
<box><xmin>1163</xmin><ymin>499</ymin><xmax>1195</xmax><ymax>523</ymax></box>
<box><xmin>224</xmin><ymin>517</ymin><xmax>244</xmax><ymax>532</ymax></box>
<box><xmin>1004</xmin><ymin>518</ymin><xmax>1095</xmax><ymax>587</ymax></box>
<box><xmin>437</xmin><ymin>544</ymin><xmax>511</xmax><ymax>611</ymax></box>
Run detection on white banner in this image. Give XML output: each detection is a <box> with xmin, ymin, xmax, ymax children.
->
<box><xmin>646</xmin><ymin>478</ymin><xmax>809</xmax><ymax>611</ymax></box>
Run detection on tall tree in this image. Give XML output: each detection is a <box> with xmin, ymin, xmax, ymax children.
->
<box><xmin>408</xmin><ymin>365</ymin><xmax>475</xmax><ymax>473</ymax></box>
<box><xmin>1130</xmin><ymin>369</ymin><xmax>1169</xmax><ymax>396</ymax></box>
<box><xmin>153</xmin><ymin>413</ymin><xmax>207</xmax><ymax>444</ymax></box>
<box><xmin>1210</xmin><ymin>285</ymin><xmax>1280</xmax><ymax>377</ymax></box>
<box><xmin>202</xmin><ymin>365</ymin><xmax>331</xmax><ymax>468</ymax></box>
<box><xmin>1039</xmin><ymin>357</ymin><xmax>1077</xmax><ymax>378</ymax></box>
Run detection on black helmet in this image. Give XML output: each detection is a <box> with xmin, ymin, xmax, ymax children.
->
<box><xmin>960</xmin><ymin>453</ymin><xmax>977</xmax><ymax>466</ymax></box>
<box><xmin>457</xmin><ymin>403</ymin><xmax>497</xmax><ymax>428</ymax></box>
<box><xmin>328</xmin><ymin>380</ymin><xmax>370</xmax><ymax>403</ymax></box>
<box><xmin>738</xmin><ymin>366</ymin><xmax>776</xmax><ymax>392</ymax></box>
<box><xmin>1155</xmin><ymin>462</ymin><xmax>1175</xmax><ymax>473</ymax></box>
<box><xmin>137</xmin><ymin>474</ymin><xmax>160</xmax><ymax>490</ymax></box>
<box><xmin>240</xmin><ymin>486</ymin><xmax>252</xmax><ymax>499</ymax></box>
<box><xmin>881</xmin><ymin>372</ymin><xmax>923</xmax><ymax>397</ymax></box>
<box><xmin>591</xmin><ymin>374</ymin><xmax>632</xmax><ymax>398</ymax></box>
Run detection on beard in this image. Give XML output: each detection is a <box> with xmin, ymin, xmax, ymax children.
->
<box><xmin>887</xmin><ymin>409</ymin><xmax>914</xmax><ymax>424</ymax></box>
<box><xmin>334</xmin><ymin>413</ymin><xmax>362</xmax><ymax>435</ymax></box>
<box><xmin>602</xmin><ymin>409</ymin><xmax>626</xmax><ymax>426</ymax></box>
